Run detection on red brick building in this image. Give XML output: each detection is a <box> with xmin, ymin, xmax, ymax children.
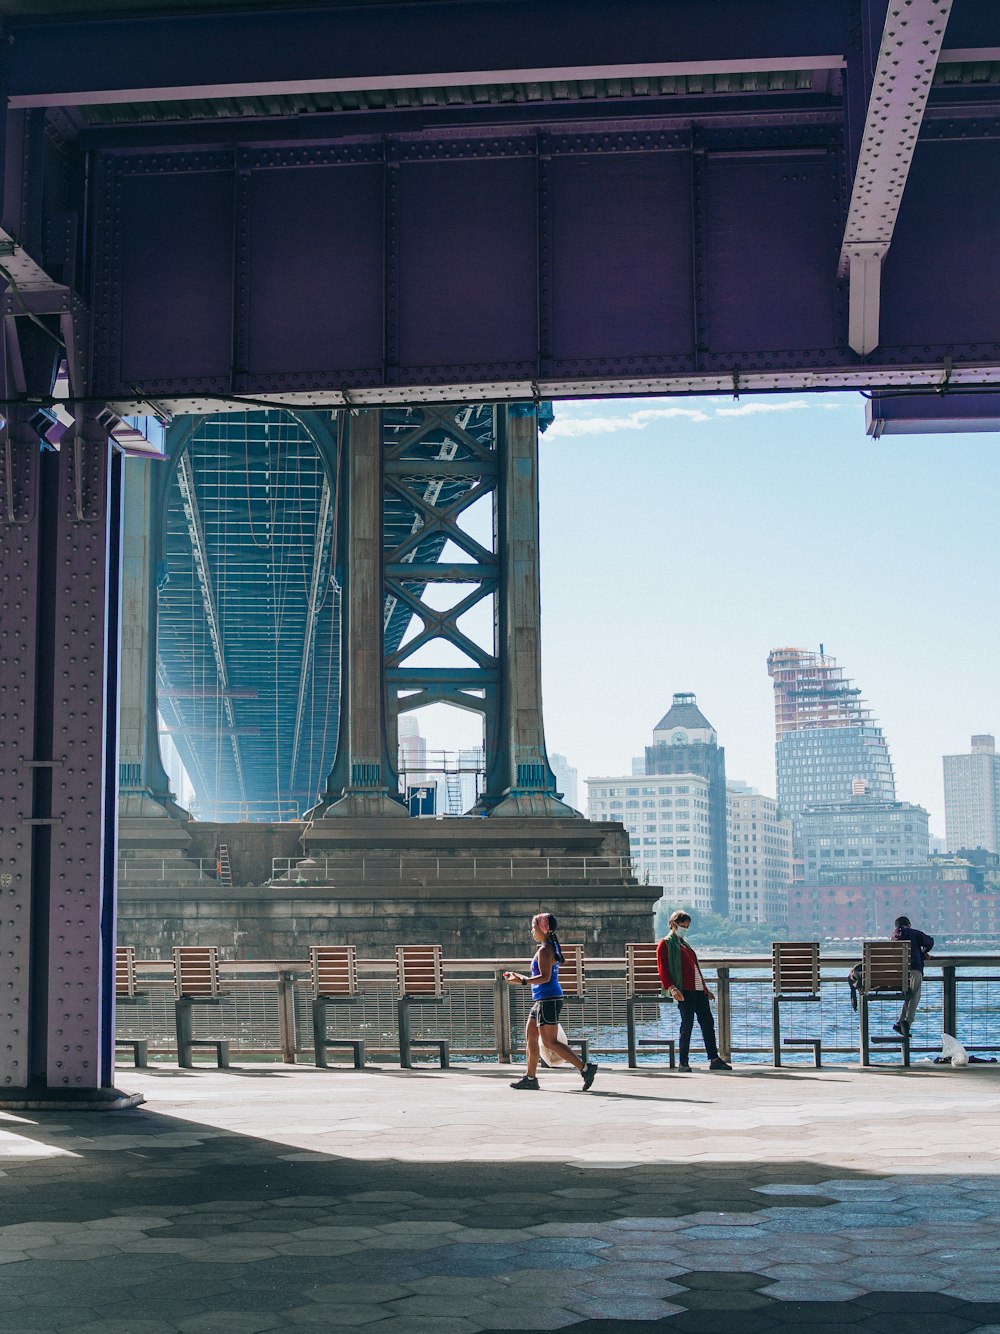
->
<box><xmin>788</xmin><ymin>859</ymin><xmax>1000</xmax><ymax>939</ymax></box>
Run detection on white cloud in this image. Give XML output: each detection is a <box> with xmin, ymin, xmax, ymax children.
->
<box><xmin>547</xmin><ymin>396</ymin><xmax>836</xmax><ymax>437</ymax></box>
<box><xmin>713</xmin><ymin>399</ymin><xmax>811</xmax><ymax>418</ymax></box>
<box><xmin>547</xmin><ymin>406</ymin><xmax>710</xmax><ymax>437</ymax></box>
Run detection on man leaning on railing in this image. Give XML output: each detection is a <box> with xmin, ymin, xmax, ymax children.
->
<box><xmin>891</xmin><ymin>915</ymin><xmax>934</xmax><ymax>1037</ymax></box>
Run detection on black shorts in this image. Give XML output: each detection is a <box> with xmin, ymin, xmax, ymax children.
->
<box><xmin>530</xmin><ymin>997</ymin><xmax>564</xmax><ymax>1027</ymax></box>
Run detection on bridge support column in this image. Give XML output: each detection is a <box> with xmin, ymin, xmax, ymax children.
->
<box><xmin>0</xmin><ymin>405</ymin><xmax>138</xmax><ymax>1105</ymax></box>
<box><xmin>118</xmin><ymin>455</ymin><xmax>188</xmax><ymax>821</ymax></box>
<box><xmin>320</xmin><ymin>408</ymin><xmax>406</xmax><ymax>817</ymax></box>
<box><xmin>490</xmin><ymin>405</ymin><xmax>576</xmax><ymax>817</ymax></box>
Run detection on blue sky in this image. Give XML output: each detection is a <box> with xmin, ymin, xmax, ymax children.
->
<box><xmin>534</xmin><ymin>392</ymin><xmax>1000</xmax><ymax>836</ymax></box>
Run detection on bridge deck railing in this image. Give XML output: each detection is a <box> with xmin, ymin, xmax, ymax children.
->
<box><xmin>118</xmin><ymin>858</ymin><xmax>219</xmax><ymax>881</ymax></box>
<box><xmin>114</xmin><ymin>953</ymin><xmax>1000</xmax><ymax>1066</ymax></box>
<box><xmin>268</xmin><ymin>855</ymin><xmax>638</xmax><ymax>884</ymax></box>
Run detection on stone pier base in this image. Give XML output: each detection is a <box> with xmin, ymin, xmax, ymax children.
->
<box><xmin>116</xmin><ymin>816</ymin><xmax>660</xmax><ymax>957</ymax></box>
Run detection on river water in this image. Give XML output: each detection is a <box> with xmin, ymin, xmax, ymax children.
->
<box><xmin>618</xmin><ymin>958</ymin><xmax>1000</xmax><ymax>1066</ymax></box>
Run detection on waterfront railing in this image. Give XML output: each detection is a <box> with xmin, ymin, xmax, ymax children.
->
<box><xmin>269</xmin><ymin>855</ymin><xmax>639</xmax><ymax>884</ymax></box>
<box><xmin>114</xmin><ymin>952</ymin><xmax>1000</xmax><ymax>1066</ymax></box>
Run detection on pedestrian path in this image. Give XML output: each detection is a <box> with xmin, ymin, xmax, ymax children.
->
<box><xmin>2</xmin><ymin>1061</ymin><xmax>999</xmax><ymax>1332</ymax></box>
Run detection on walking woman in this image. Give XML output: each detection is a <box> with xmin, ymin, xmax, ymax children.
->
<box><xmin>504</xmin><ymin>912</ymin><xmax>598</xmax><ymax>1091</ymax></box>
<box><xmin>656</xmin><ymin>909</ymin><xmax>732</xmax><ymax>1072</ymax></box>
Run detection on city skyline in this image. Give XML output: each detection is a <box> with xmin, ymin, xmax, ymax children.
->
<box><xmin>236</xmin><ymin>389</ymin><xmax>998</xmax><ymax>836</ymax></box>
<box><xmin>534</xmin><ymin>393</ymin><xmax>1000</xmax><ymax>838</ymax></box>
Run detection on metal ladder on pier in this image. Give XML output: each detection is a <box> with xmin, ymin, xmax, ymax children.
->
<box><xmin>216</xmin><ymin>844</ymin><xmax>233</xmax><ymax>887</ymax></box>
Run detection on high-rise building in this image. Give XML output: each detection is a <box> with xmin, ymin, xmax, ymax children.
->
<box><xmin>587</xmin><ymin>693</ymin><xmax>728</xmax><ymax>915</ymax></box>
<box><xmin>798</xmin><ymin>797</ymin><xmax>930</xmax><ymax>883</ymax></box>
<box><xmin>397</xmin><ymin>714</ymin><xmax>427</xmax><ymax>777</ymax></box>
<box><xmin>549</xmin><ymin>753</ymin><xmax>579</xmax><ymax>812</ymax></box>
<box><xmin>726</xmin><ymin>782</ymin><xmax>793</xmax><ymax>925</ymax></box>
<box><xmin>767</xmin><ymin>646</ymin><xmax>895</xmax><ymax>845</ymax></box>
<box><xmin>944</xmin><ymin>735</ymin><xmax>1000</xmax><ymax>853</ymax></box>
<box><xmin>644</xmin><ymin>693</ymin><xmax>728</xmax><ymax>912</ymax></box>
<box><xmin>587</xmin><ymin>770</ymin><xmax>710</xmax><ymax>910</ymax></box>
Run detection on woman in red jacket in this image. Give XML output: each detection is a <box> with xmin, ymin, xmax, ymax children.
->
<box><xmin>656</xmin><ymin>910</ymin><xmax>731</xmax><ymax>1072</ymax></box>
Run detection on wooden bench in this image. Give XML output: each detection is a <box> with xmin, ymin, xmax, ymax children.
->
<box><xmin>310</xmin><ymin>945</ymin><xmax>366</xmax><ymax>1069</ymax></box>
<box><xmin>172</xmin><ymin>946</ymin><xmax>231</xmax><ymax>1068</ymax></box>
<box><xmin>115</xmin><ymin>1038</ymin><xmax>149</xmax><ymax>1067</ymax></box>
<box><xmin>396</xmin><ymin>945</ymin><xmax>449</xmax><ymax>1069</ymax></box>
<box><xmin>782</xmin><ymin>1037</ymin><xmax>822</xmax><ymax>1067</ymax></box>
<box><xmin>114</xmin><ymin>946</ymin><xmax>149</xmax><ymax>1067</ymax></box>
<box><xmin>772</xmin><ymin>942</ymin><xmax>822</xmax><ymax>1067</ymax></box>
<box><xmin>625</xmin><ymin>943</ymin><xmax>675</xmax><ymax>1068</ymax></box>
<box><xmin>860</xmin><ymin>941</ymin><xmax>911</xmax><ymax>1067</ymax></box>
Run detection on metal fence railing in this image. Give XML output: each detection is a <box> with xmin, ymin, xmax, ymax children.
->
<box><xmin>114</xmin><ymin>953</ymin><xmax>1000</xmax><ymax>1066</ymax></box>
<box><xmin>269</xmin><ymin>855</ymin><xmax>637</xmax><ymax>885</ymax></box>
<box><xmin>118</xmin><ymin>858</ymin><xmax>219</xmax><ymax>881</ymax></box>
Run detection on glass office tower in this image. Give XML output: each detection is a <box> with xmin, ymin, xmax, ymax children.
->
<box><xmin>767</xmin><ymin>647</ymin><xmax>896</xmax><ymax>847</ymax></box>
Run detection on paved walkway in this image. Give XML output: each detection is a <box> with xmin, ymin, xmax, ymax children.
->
<box><xmin>2</xmin><ymin>1060</ymin><xmax>1000</xmax><ymax>1333</ymax></box>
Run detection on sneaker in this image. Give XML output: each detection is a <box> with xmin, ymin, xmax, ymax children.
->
<box><xmin>581</xmin><ymin>1062</ymin><xmax>598</xmax><ymax>1091</ymax></box>
<box><xmin>677</xmin><ymin>1063</ymin><xmax>692</xmax><ymax>1073</ymax></box>
<box><xmin>892</xmin><ymin>1020</ymin><xmax>910</xmax><ymax>1037</ymax></box>
<box><xmin>709</xmin><ymin>1057</ymin><xmax>732</xmax><ymax>1071</ymax></box>
<box><xmin>510</xmin><ymin>1075</ymin><xmax>539</xmax><ymax>1090</ymax></box>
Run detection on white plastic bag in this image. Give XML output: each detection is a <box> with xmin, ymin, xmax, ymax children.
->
<box><xmin>941</xmin><ymin>1033</ymin><xmax>969</xmax><ymax>1067</ymax></box>
<box><xmin>541</xmin><ymin>1024</ymin><xmax>574</xmax><ymax>1067</ymax></box>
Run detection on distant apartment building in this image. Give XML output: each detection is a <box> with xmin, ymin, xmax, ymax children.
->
<box><xmin>587</xmin><ymin>692</ymin><xmax>728</xmax><ymax>915</ymax></box>
<box><xmin>789</xmin><ymin>858</ymin><xmax>1000</xmax><ymax>939</ymax></box>
<box><xmin>644</xmin><ymin>693</ymin><xmax>728</xmax><ymax>913</ymax></box>
<box><xmin>587</xmin><ymin>770</ymin><xmax>712</xmax><ymax>912</ymax></box>
<box><xmin>944</xmin><ymin>734</ymin><xmax>1000</xmax><ymax>853</ymax></box>
<box><xmin>798</xmin><ymin>797</ymin><xmax>930</xmax><ymax>883</ymax></box>
<box><xmin>549</xmin><ymin>753</ymin><xmax>579</xmax><ymax>812</ymax></box>
<box><xmin>726</xmin><ymin>782</ymin><xmax>793</xmax><ymax>925</ymax></box>
<box><xmin>398</xmin><ymin>714</ymin><xmax>427</xmax><ymax>776</ymax></box>
<box><xmin>768</xmin><ymin>646</ymin><xmax>896</xmax><ymax>847</ymax></box>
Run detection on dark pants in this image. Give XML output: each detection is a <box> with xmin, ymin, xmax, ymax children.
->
<box><xmin>678</xmin><ymin>989</ymin><xmax>719</xmax><ymax>1064</ymax></box>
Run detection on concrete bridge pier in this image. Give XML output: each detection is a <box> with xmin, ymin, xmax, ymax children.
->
<box><xmin>489</xmin><ymin>404</ymin><xmax>575</xmax><ymax>817</ymax></box>
<box><xmin>117</xmin><ymin>453</ymin><xmax>195</xmax><ymax>884</ymax></box>
<box><xmin>0</xmin><ymin>401</ymin><xmax>137</xmax><ymax>1106</ymax></box>
<box><xmin>319</xmin><ymin>408</ymin><xmax>408</xmax><ymax>819</ymax></box>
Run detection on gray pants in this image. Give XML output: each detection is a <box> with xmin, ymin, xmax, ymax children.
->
<box><xmin>900</xmin><ymin>970</ymin><xmax>922</xmax><ymax>1028</ymax></box>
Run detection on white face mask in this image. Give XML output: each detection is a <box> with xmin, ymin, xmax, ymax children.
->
<box><xmin>674</xmin><ymin>925</ymin><xmax>689</xmax><ymax>936</ymax></box>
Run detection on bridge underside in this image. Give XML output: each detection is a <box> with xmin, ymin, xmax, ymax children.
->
<box><xmin>153</xmin><ymin>407</ymin><xmax>485</xmax><ymax>820</ymax></box>
<box><xmin>4</xmin><ymin>0</ymin><xmax>1000</xmax><ymax>1096</ymax></box>
<box><xmin>5</xmin><ymin>1</ymin><xmax>1000</xmax><ymax>417</ymax></box>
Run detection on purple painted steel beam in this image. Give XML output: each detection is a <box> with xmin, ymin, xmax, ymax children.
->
<box><xmin>0</xmin><ymin>411</ymin><xmax>43</xmax><ymax>1091</ymax></box>
<box><xmin>867</xmin><ymin>389</ymin><xmax>1000</xmax><ymax>434</ymax></box>
<box><xmin>88</xmin><ymin>116</ymin><xmax>1000</xmax><ymax>407</ymax></box>
<box><xmin>941</xmin><ymin>0</ymin><xmax>1000</xmax><ymax>53</ymax></box>
<box><xmin>7</xmin><ymin>0</ymin><xmax>849</xmax><ymax>107</ymax></box>
<box><xmin>45</xmin><ymin>409</ymin><xmax>119</xmax><ymax>1090</ymax></box>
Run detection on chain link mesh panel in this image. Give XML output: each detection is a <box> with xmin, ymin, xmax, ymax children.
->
<box><xmin>115</xmin><ymin>962</ymin><xmax>1000</xmax><ymax>1063</ymax></box>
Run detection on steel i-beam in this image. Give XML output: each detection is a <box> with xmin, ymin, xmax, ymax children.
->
<box><xmin>840</xmin><ymin>0</ymin><xmax>953</xmax><ymax>355</ymax></box>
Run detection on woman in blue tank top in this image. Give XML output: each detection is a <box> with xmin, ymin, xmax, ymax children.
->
<box><xmin>503</xmin><ymin>912</ymin><xmax>598</xmax><ymax>1092</ymax></box>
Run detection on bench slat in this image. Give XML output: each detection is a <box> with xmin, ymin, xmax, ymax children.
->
<box><xmin>396</xmin><ymin>944</ymin><xmax>444</xmax><ymax>999</ymax></box>
<box><xmin>173</xmin><ymin>946</ymin><xmax>222</xmax><ymax>999</ymax></box>
<box><xmin>310</xmin><ymin>945</ymin><xmax>358</xmax><ymax>999</ymax></box>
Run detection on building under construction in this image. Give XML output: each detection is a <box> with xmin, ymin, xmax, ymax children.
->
<box><xmin>767</xmin><ymin>647</ymin><xmax>896</xmax><ymax>844</ymax></box>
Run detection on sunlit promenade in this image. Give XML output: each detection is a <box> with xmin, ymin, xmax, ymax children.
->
<box><xmin>3</xmin><ymin>1061</ymin><xmax>1000</xmax><ymax>1334</ymax></box>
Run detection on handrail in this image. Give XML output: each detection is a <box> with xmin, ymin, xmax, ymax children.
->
<box><xmin>269</xmin><ymin>854</ymin><xmax>637</xmax><ymax>883</ymax></box>
<box><xmin>114</xmin><ymin>950</ymin><xmax>1000</xmax><ymax>1064</ymax></box>
<box><xmin>118</xmin><ymin>857</ymin><xmax>218</xmax><ymax>880</ymax></box>
<box><xmin>118</xmin><ymin>951</ymin><xmax>1000</xmax><ymax>975</ymax></box>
